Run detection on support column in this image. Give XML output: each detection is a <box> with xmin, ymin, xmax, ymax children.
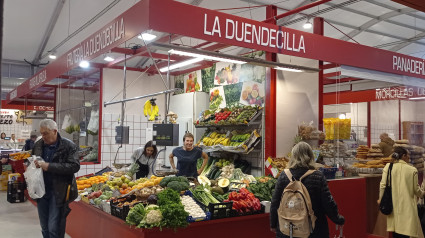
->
<box><xmin>264</xmin><ymin>5</ymin><xmax>277</xmax><ymax>175</ymax></box>
<box><xmin>314</xmin><ymin>17</ymin><xmax>324</xmax><ymax>131</ymax></box>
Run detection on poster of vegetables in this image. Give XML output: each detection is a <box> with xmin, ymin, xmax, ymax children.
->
<box><xmin>201</xmin><ymin>64</ymin><xmax>215</xmax><ymax>93</ymax></box>
<box><xmin>223</xmin><ymin>82</ymin><xmax>242</xmax><ymax>108</ymax></box>
<box><xmin>184</xmin><ymin>70</ymin><xmax>202</xmax><ymax>93</ymax></box>
<box><xmin>214</xmin><ymin>62</ymin><xmax>241</xmax><ymax>85</ymax></box>
<box><xmin>239</xmin><ymin>81</ymin><xmax>264</xmax><ymax>106</ymax></box>
<box><xmin>209</xmin><ymin>86</ymin><xmax>226</xmax><ymax>111</ymax></box>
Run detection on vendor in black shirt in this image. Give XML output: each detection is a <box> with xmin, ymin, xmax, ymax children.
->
<box><xmin>169</xmin><ymin>133</ymin><xmax>208</xmax><ymax>177</ymax></box>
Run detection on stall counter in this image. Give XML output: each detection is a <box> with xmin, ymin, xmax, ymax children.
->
<box><xmin>66</xmin><ymin>177</ymin><xmax>368</xmax><ymax>238</ymax></box>
<box><xmin>66</xmin><ymin>201</ymin><xmax>275</xmax><ymax>238</ymax></box>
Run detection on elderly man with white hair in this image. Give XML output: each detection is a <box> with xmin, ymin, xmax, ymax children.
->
<box><xmin>32</xmin><ymin>119</ymin><xmax>80</xmax><ymax>238</ymax></box>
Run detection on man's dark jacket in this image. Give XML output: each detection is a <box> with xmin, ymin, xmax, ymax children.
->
<box><xmin>32</xmin><ymin>133</ymin><xmax>80</xmax><ymax>206</ymax></box>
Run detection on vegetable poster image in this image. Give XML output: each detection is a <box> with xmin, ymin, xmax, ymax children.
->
<box><xmin>223</xmin><ymin>82</ymin><xmax>242</xmax><ymax>108</ymax></box>
<box><xmin>184</xmin><ymin>71</ymin><xmax>202</xmax><ymax>93</ymax></box>
<box><xmin>214</xmin><ymin>62</ymin><xmax>241</xmax><ymax>85</ymax></box>
<box><xmin>240</xmin><ymin>81</ymin><xmax>264</xmax><ymax>106</ymax></box>
<box><xmin>201</xmin><ymin>64</ymin><xmax>215</xmax><ymax>93</ymax></box>
<box><xmin>209</xmin><ymin>86</ymin><xmax>226</xmax><ymax>111</ymax></box>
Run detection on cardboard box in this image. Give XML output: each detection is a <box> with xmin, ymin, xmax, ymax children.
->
<box><xmin>0</xmin><ymin>171</ymin><xmax>11</xmax><ymax>181</ymax></box>
<box><xmin>0</xmin><ymin>180</ymin><xmax>8</xmax><ymax>191</ymax></box>
<box><xmin>8</xmin><ymin>173</ymin><xmax>21</xmax><ymax>182</ymax></box>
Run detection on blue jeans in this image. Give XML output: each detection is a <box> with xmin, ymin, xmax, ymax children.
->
<box><xmin>37</xmin><ymin>191</ymin><xmax>69</xmax><ymax>238</ymax></box>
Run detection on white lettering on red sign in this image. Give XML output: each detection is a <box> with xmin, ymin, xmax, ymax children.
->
<box><xmin>375</xmin><ymin>87</ymin><xmax>414</xmax><ymax>100</ymax></box>
<box><xmin>32</xmin><ymin>106</ymin><xmax>54</xmax><ymax>111</ymax></box>
<box><xmin>29</xmin><ymin>70</ymin><xmax>47</xmax><ymax>89</ymax></box>
<box><xmin>67</xmin><ymin>17</ymin><xmax>125</xmax><ymax>68</ymax></box>
<box><xmin>205</xmin><ymin>14</ymin><xmax>306</xmax><ymax>53</ymax></box>
<box><xmin>392</xmin><ymin>55</ymin><xmax>425</xmax><ymax>76</ymax></box>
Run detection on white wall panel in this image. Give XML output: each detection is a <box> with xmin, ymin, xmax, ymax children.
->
<box><xmin>275</xmin><ymin>55</ymin><xmax>318</xmax><ymax>157</ymax></box>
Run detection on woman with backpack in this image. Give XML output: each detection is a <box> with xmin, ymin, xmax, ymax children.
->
<box><xmin>270</xmin><ymin>142</ymin><xmax>345</xmax><ymax>238</ymax></box>
<box><xmin>379</xmin><ymin>146</ymin><xmax>425</xmax><ymax>238</ymax></box>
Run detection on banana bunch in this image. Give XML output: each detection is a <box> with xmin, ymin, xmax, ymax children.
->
<box><xmin>202</xmin><ymin>132</ymin><xmax>231</xmax><ymax>146</ymax></box>
<box><xmin>143</xmin><ymin>100</ymin><xmax>159</xmax><ymax>121</ymax></box>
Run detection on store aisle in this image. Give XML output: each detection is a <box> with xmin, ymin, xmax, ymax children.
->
<box><xmin>0</xmin><ymin>191</ymin><xmax>71</xmax><ymax>238</ymax></box>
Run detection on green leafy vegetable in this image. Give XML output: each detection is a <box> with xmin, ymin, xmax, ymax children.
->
<box><xmin>157</xmin><ymin>188</ymin><xmax>181</xmax><ymax>206</ymax></box>
<box><xmin>160</xmin><ymin>203</ymin><xmax>189</xmax><ymax>230</ymax></box>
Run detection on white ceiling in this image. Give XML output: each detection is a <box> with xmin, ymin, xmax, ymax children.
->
<box><xmin>2</xmin><ymin>0</ymin><xmax>425</xmax><ymax>98</ymax></box>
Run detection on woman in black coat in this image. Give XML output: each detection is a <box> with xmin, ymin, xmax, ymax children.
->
<box><xmin>270</xmin><ymin>142</ymin><xmax>345</xmax><ymax>238</ymax></box>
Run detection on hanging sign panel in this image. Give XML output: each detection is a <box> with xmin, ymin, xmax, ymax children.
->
<box><xmin>324</xmin><ymin>86</ymin><xmax>425</xmax><ymax>104</ymax></box>
<box><xmin>148</xmin><ymin>0</ymin><xmax>425</xmax><ymax>80</ymax></box>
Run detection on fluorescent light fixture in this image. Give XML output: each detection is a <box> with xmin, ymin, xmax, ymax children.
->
<box><xmin>48</xmin><ymin>53</ymin><xmax>57</xmax><ymax>59</ymax></box>
<box><xmin>79</xmin><ymin>60</ymin><xmax>90</xmax><ymax>68</ymax></box>
<box><xmin>169</xmin><ymin>49</ymin><xmax>247</xmax><ymax>64</ymax></box>
<box><xmin>303</xmin><ymin>19</ymin><xmax>312</xmax><ymax>29</ymax></box>
<box><xmin>103</xmin><ymin>55</ymin><xmax>114</xmax><ymax>62</ymax></box>
<box><xmin>409</xmin><ymin>97</ymin><xmax>425</xmax><ymax>100</ymax></box>
<box><xmin>138</xmin><ymin>33</ymin><xmax>157</xmax><ymax>41</ymax></box>
<box><xmin>159</xmin><ymin>58</ymin><xmax>203</xmax><ymax>72</ymax></box>
<box><xmin>338</xmin><ymin>113</ymin><xmax>346</xmax><ymax>119</ymax></box>
<box><xmin>274</xmin><ymin>67</ymin><xmax>303</xmax><ymax>72</ymax></box>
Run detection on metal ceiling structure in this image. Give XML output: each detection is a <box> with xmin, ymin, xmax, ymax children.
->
<box><xmin>2</xmin><ymin>0</ymin><xmax>425</xmax><ymax>102</ymax></box>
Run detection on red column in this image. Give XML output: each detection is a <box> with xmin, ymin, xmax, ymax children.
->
<box><xmin>367</xmin><ymin>102</ymin><xmax>371</xmax><ymax>147</ymax></box>
<box><xmin>264</xmin><ymin>5</ymin><xmax>277</xmax><ymax>175</ymax></box>
<box><xmin>314</xmin><ymin>17</ymin><xmax>324</xmax><ymax>131</ymax></box>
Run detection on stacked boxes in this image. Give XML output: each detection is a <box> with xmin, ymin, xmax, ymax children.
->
<box><xmin>0</xmin><ymin>171</ymin><xmax>10</xmax><ymax>191</ymax></box>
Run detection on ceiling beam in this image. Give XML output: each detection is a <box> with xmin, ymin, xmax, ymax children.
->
<box><xmin>33</xmin><ymin>0</ymin><xmax>66</xmax><ymax>65</ymax></box>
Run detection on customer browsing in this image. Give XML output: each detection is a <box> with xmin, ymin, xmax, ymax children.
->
<box><xmin>33</xmin><ymin>119</ymin><xmax>80</xmax><ymax>238</ymax></box>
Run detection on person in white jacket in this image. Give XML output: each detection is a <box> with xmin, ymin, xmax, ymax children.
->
<box><xmin>7</xmin><ymin>134</ymin><xmax>19</xmax><ymax>150</ymax></box>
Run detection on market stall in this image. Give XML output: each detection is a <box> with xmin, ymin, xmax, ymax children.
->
<box><xmin>5</xmin><ymin>0</ymin><xmax>425</xmax><ymax>237</ymax></box>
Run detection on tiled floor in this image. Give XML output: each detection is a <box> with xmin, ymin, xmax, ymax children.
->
<box><xmin>0</xmin><ymin>191</ymin><xmax>71</xmax><ymax>238</ymax></box>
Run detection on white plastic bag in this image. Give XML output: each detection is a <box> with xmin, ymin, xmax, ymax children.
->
<box><xmin>61</xmin><ymin>114</ymin><xmax>72</xmax><ymax>130</ymax></box>
<box><xmin>23</xmin><ymin>160</ymin><xmax>45</xmax><ymax>199</ymax></box>
<box><xmin>87</xmin><ymin>110</ymin><xmax>99</xmax><ymax>134</ymax></box>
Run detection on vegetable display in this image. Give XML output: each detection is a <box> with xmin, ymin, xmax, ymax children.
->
<box><xmin>159</xmin><ymin>176</ymin><xmax>190</xmax><ymax>193</ymax></box>
<box><xmin>246</xmin><ymin>177</ymin><xmax>276</xmax><ymax>201</ymax></box>
<box><xmin>224</xmin><ymin>188</ymin><xmax>261</xmax><ymax>214</ymax></box>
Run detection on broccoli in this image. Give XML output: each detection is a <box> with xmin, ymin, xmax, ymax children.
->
<box><xmin>159</xmin><ymin>177</ymin><xmax>172</xmax><ymax>187</ymax></box>
<box><xmin>167</xmin><ymin>181</ymin><xmax>184</xmax><ymax>192</ymax></box>
<box><xmin>178</xmin><ymin>176</ymin><xmax>189</xmax><ymax>184</ymax></box>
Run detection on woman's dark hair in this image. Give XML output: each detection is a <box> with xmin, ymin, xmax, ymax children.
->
<box><xmin>0</xmin><ymin>132</ymin><xmax>5</xmax><ymax>139</ymax></box>
<box><xmin>143</xmin><ymin>140</ymin><xmax>158</xmax><ymax>158</ymax></box>
<box><xmin>392</xmin><ymin>146</ymin><xmax>408</xmax><ymax>160</ymax></box>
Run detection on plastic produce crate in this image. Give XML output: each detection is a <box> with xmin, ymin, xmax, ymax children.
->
<box><xmin>319</xmin><ymin>167</ymin><xmax>338</xmax><ymax>180</ymax></box>
<box><xmin>7</xmin><ymin>181</ymin><xmax>26</xmax><ymax>203</ymax></box>
<box><xmin>231</xmin><ymin>204</ymin><xmax>265</xmax><ymax>217</ymax></box>
<box><xmin>182</xmin><ymin>191</ymin><xmax>211</xmax><ymax>222</ymax></box>
<box><xmin>109</xmin><ymin>195</ymin><xmax>138</xmax><ymax>220</ymax></box>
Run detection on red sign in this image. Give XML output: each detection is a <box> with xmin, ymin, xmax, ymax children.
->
<box><xmin>148</xmin><ymin>0</ymin><xmax>425</xmax><ymax>79</ymax></box>
<box><xmin>324</xmin><ymin>86</ymin><xmax>425</xmax><ymax>104</ymax></box>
